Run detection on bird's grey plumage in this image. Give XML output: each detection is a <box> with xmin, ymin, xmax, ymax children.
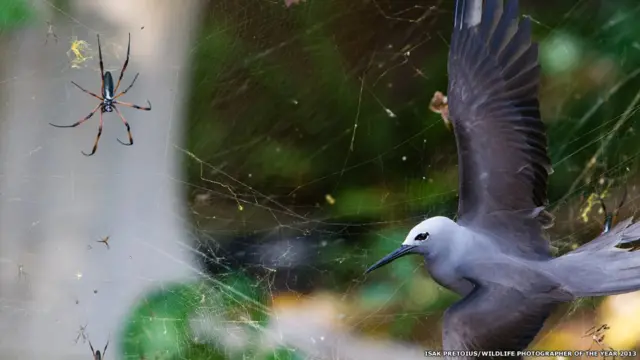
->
<box><xmin>552</xmin><ymin>218</ymin><xmax>640</xmax><ymax>297</ymax></box>
<box><xmin>364</xmin><ymin>0</ymin><xmax>640</xmax><ymax>359</ymax></box>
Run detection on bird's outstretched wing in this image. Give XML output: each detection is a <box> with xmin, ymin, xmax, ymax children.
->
<box><xmin>448</xmin><ymin>0</ymin><xmax>554</xmax><ymax>258</ymax></box>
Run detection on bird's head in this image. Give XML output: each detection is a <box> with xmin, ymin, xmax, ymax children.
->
<box><xmin>365</xmin><ymin>216</ymin><xmax>457</xmax><ymax>274</ymax></box>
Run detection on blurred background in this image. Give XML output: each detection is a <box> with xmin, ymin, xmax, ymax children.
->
<box><xmin>0</xmin><ymin>0</ymin><xmax>640</xmax><ymax>358</ymax></box>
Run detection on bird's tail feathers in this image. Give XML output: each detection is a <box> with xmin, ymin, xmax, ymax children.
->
<box><xmin>551</xmin><ymin>217</ymin><xmax>640</xmax><ymax>298</ymax></box>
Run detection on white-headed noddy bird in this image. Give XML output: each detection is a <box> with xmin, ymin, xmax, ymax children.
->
<box><xmin>365</xmin><ymin>0</ymin><xmax>640</xmax><ymax>357</ymax></box>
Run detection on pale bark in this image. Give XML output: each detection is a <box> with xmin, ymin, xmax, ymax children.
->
<box><xmin>0</xmin><ymin>1</ymin><xmax>202</xmax><ymax>358</ymax></box>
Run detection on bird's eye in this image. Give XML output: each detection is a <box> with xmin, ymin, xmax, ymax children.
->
<box><xmin>414</xmin><ymin>232</ymin><xmax>429</xmax><ymax>241</ymax></box>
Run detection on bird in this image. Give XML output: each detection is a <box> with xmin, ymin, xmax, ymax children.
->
<box><xmin>365</xmin><ymin>0</ymin><xmax>640</xmax><ymax>357</ymax></box>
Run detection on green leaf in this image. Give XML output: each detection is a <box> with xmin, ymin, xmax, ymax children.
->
<box><xmin>0</xmin><ymin>0</ymin><xmax>34</xmax><ymax>30</ymax></box>
<box><xmin>181</xmin><ymin>342</ymin><xmax>227</xmax><ymax>360</ymax></box>
<box><xmin>120</xmin><ymin>282</ymin><xmax>202</xmax><ymax>359</ymax></box>
<box><xmin>540</xmin><ymin>32</ymin><xmax>582</xmax><ymax>75</ymax></box>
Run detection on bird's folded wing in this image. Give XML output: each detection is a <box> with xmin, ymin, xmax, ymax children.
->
<box><xmin>448</xmin><ymin>0</ymin><xmax>553</xmax><ymax>258</ymax></box>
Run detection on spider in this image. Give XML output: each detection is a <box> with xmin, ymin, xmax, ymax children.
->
<box><xmin>89</xmin><ymin>339</ymin><xmax>109</xmax><ymax>360</ymax></box>
<box><xmin>598</xmin><ymin>185</ymin><xmax>627</xmax><ymax>234</ymax></box>
<box><xmin>50</xmin><ymin>33</ymin><xmax>151</xmax><ymax>156</ymax></box>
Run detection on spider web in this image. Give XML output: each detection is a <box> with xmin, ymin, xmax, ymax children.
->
<box><xmin>1</xmin><ymin>0</ymin><xmax>640</xmax><ymax>359</ymax></box>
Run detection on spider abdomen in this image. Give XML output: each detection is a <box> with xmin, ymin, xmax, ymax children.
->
<box><xmin>103</xmin><ymin>71</ymin><xmax>114</xmax><ymax>99</ymax></box>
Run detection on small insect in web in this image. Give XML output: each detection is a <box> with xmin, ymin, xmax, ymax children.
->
<box><xmin>17</xmin><ymin>263</ymin><xmax>27</xmax><ymax>282</ymax></box>
<box><xmin>429</xmin><ymin>91</ymin><xmax>450</xmax><ymax>130</ymax></box>
<box><xmin>73</xmin><ymin>323</ymin><xmax>88</xmax><ymax>344</ymax></box>
<box><xmin>598</xmin><ymin>186</ymin><xmax>627</xmax><ymax>234</ymax></box>
<box><xmin>582</xmin><ymin>324</ymin><xmax>616</xmax><ymax>356</ymax></box>
<box><xmin>50</xmin><ymin>33</ymin><xmax>152</xmax><ymax>156</ymax></box>
<box><xmin>579</xmin><ymin>178</ymin><xmax>627</xmax><ymax>235</ymax></box>
<box><xmin>96</xmin><ymin>236</ymin><xmax>110</xmax><ymax>249</ymax></box>
<box><xmin>44</xmin><ymin>21</ymin><xmax>58</xmax><ymax>45</ymax></box>
<box><xmin>67</xmin><ymin>36</ymin><xmax>93</xmax><ymax>69</ymax></box>
<box><xmin>89</xmin><ymin>339</ymin><xmax>109</xmax><ymax>360</ymax></box>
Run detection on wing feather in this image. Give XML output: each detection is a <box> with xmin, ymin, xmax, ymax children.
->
<box><xmin>448</xmin><ymin>0</ymin><xmax>553</xmax><ymax>257</ymax></box>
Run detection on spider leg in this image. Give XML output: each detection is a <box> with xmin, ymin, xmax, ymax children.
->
<box><xmin>81</xmin><ymin>111</ymin><xmax>104</xmax><ymax>156</ymax></box>
<box><xmin>114</xmin><ymin>99</ymin><xmax>151</xmax><ymax>111</ymax></box>
<box><xmin>49</xmin><ymin>104</ymin><xmax>101</xmax><ymax>128</ymax></box>
<box><xmin>103</xmin><ymin>339</ymin><xmax>109</xmax><ymax>357</ymax></box>
<box><xmin>114</xmin><ymin>72</ymin><xmax>139</xmax><ymax>99</ymax></box>
<box><xmin>600</xmin><ymin>187</ymin><xmax>628</xmax><ymax>234</ymax></box>
<box><xmin>113</xmin><ymin>106</ymin><xmax>133</xmax><ymax>146</ymax></box>
<box><xmin>113</xmin><ymin>33</ymin><xmax>131</xmax><ymax>93</ymax></box>
<box><xmin>583</xmin><ymin>325</ymin><xmax>596</xmax><ymax>337</ymax></box>
<box><xmin>97</xmin><ymin>34</ymin><xmax>105</xmax><ymax>91</ymax></box>
<box><xmin>614</xmin><ymin>185</ymin><xmax>628</xmax><ymax>218</ymax></box>
<box><xmin>599</xmin><ymin>198</ymin><xmax>612</xmax><ymax>234</ymax></box>
<box><xmin>71</xmin><ymin>81</ymin><xmax>103</xmax><ymax>101</ymax></box>
<box><xmin>89</xmin><ymin>340</ymin><xmax>95</xmax><ymax>355</ymax></box>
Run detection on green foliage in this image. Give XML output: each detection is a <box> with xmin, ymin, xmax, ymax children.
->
<box><xmin>120</xmin><ymin>276</ymin><xmax>301</xmax><ymax>359</ymax></box>
<box><xmin>121</xmin><ymin>282</ymin><xmax>200</xmax><ymax>358</ymax></box>
<box><xmin>184</xmin><ymin>0</ymin><xmax>437</xmax><ymax>219</ymax></box>
<box><xmin>181</xmin><ymin>0</ymin><xmax>640</xmax><ymax>350</ymax></box>
<box><xmin>540</xmin><ymin>32</ymin><xmax>583</xmax><ymax>75</ymax></box>
<box><xmin>179</xmin><ymin>343</ymin><xmax>227</xmax><ymax>360</ymax></box>
<box><xmin>0</xmin><ymin>0</ymin><xmax>33</xmax><ymax>30</ymax></box>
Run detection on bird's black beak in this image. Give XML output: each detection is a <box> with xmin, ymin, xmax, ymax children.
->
<box><xmin>365</xmin><ymin>245</ymin><xmax>418</xmax><ymax>274</ymax></box>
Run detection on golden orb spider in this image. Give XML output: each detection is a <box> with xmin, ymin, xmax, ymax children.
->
<box><xmin>50</xmin><ymin>33</ymin><xmax>151</xmax><ymax>156</ymax></box>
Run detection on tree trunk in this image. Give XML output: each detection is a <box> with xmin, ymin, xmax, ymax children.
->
<box><xmin>0</xmin><ymin>0</ymin><xmax>203</xmax><ymax>358</ymax></box>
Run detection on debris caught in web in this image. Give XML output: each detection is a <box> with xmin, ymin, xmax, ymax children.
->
<box><xmin>44</xmin><ymin>21</ymin><xmax>58</xmax><ymax>45</ymax></box>
<box><xmin>429</xmin><ymin>91</ymin><xmax>450</xmax><ymax>130</ymax></box>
